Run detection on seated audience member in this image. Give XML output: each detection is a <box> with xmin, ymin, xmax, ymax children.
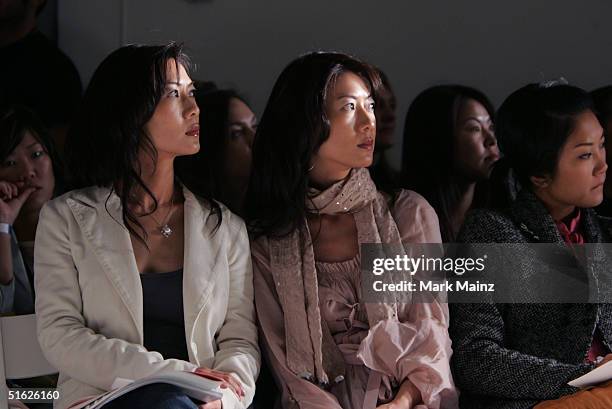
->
<box><xmin>246</xmin><ymin>51</ymin><xmax>458</xmax><ymax>409</ymax></box>
<box><xmin>401</xmin><ymin>85</ymin><xmax>500</xmax><ymax>242</ymax></box>
<box><xmin>0</xmin><ymin>0</ymin><xmax>82</xmax><ymax>152</ymax></box>
<box><xmin>0</xmin><ymin>105</ymin><xmax>62</xmax><ymax>315</ymax></box>
<box><xmin>368</xmin><ymin>68</ymin><xmax>399</xmax><ymax>195</ymax></box>
<box><xmin>450</xmin><ymin>81</ymin><xmax>612</xmax><ymax>409</ymax></box>
<box><xmin>591</xmin><ymin>86</ymin><xmax>612</xmax><ymax>216</ymax></box>
<box><xmin>177</xmin><ymin>82</ymin><xmax>257</xmax><ymax>216</ymax></box>
<box><xmin>34</xmin><ymin>43</ymin><xmax>259</xmax><ymax>409</ymax></box>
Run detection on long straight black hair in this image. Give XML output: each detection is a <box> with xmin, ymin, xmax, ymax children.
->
<box><xmin>401</xmin><ymin>85</ymin><xmax>495</xmax><ymax>242</ymax></box>
<box><xmin>245</xmin><ymin>51</ymin><xmax>381</xmax><ymax>239</ymax></box>
<box><xmin>65</xmin><ymin>43</ymin><xmax>220</xmax><ymax>243</ymax></box>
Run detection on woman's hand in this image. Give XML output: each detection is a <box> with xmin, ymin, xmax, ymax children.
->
<box><xmin>193</xmin><ymin>367</ymin><xmax>244</xmax><ymax>400</ymax></box>
<box><xmin>377</xmin><ymin>379</ymin><xmax>422</xmax><ymax>409</ymax></box>
<box><xmin>596</xmin><ymin>353</ymin><xmax>612</xmax><ymax>368</ymax></box>
<box><xmin>0</xmin><ymin>181</ymin><xmax>35</xmax><ymax>224</ymax></box>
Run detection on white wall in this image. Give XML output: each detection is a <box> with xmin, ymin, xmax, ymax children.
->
<box><xmin>58</xmin><ymin>0</ymin><xmax>612</xmax><ymax>168</ymax></box>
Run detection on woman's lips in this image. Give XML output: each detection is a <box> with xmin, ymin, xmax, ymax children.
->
<box><xmin>186</xmin><ymin>125</ymin><xmax>200</xmax><ymax>137</ymax></box>
<box><xmin>357</xmin><ymin>140</ymin><xmax>374</xmax><ymax>150</ymax></box>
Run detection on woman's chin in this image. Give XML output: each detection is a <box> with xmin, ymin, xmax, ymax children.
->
<box><xmin>176</xmin><ymin>143</ymin><xmax>201</xmax><ymax>156</ymax></box>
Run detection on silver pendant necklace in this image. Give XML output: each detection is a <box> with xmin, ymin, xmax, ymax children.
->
<box><xmin>148</xmin><ymin>194</ymin><xmax>175</xmax><ymax>238</ymax></box>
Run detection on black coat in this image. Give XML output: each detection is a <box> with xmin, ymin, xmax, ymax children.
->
<box><xmin>450</xmin><ymin>189</ymin><xmax>612</xmax><ymax>409</ymax></box>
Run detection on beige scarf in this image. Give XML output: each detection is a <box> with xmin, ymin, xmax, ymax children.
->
<box><xmin>268</xmin><ymin>168</ymin><xmax>404</xmax><ymax>386</ymax></box>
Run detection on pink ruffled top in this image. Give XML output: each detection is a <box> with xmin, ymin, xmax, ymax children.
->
<box><xmin>252</xmin><ymin>189</ymin><xmax>458</xmax><ymax>409</ymax></box>
<box><xmin>316</xmin><ymin>255</ymin><xmax>393</xmax><ymax>408</ymax></box>
<box><xmin>316</xmin><ymin>252</ymin><xmax>458</xmax><ymax>409</ymax></box>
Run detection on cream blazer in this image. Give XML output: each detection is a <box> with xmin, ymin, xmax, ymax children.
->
<box><xmin>34</xmin><ymin>186</ymin><xmax>259</xmax><ymax>409</ymax></box>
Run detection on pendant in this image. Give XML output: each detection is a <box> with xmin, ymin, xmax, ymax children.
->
<box><xmin>160</xmin><ymin>224</ymin><xmax>173</xmax><ymax>238</ymax></box>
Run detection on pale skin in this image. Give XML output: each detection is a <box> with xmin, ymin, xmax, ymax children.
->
<box><xmin>0</xmin><ymin>132</ymin><xmax>54</xmax><ymax>285</ymax></box>
<box><xmin>307</xmin><ymin>71</ymin><xmax>421</xmax><ymax>408</ymax></box>
<box><xmin>128</xmin><ymin>60</ymin><xmax>243</xmax><ymax>408</ymax></box>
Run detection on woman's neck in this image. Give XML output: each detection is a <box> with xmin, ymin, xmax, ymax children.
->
<box><xmin>309</xmin><ymin>163</ymin><xmax>351</xmax><ymax>190</ymax></box>
<box><xmin>533</xmin><ymin>189</ymin><xmax>576</xmax><ymax>222</ymax></box>
<box><xmin>129</xmin><ymin>155</ymin><xmax>176</xmax><ymax>211</ymax></box>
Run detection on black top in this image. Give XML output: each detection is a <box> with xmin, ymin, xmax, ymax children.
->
<box><xmin>0</xmin><ymin>29</ymin><xmax>82</xmax><ymax>127</ymax></box>
<box><xmin>140</xmin><ymin>269</ymin><xmax>189</xmax><ymax>361</ymax></box>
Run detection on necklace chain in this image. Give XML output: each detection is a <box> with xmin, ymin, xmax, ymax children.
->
<box><xmin>147</xmin><ymin>193</ymin><xmax>175</xmax><ymax>238</ymax></box>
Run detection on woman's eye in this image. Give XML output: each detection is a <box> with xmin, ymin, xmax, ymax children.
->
<box><xmin>168</xmin><ymin>90</ymin><xmax>179</xmax><ymax>97</ymax></box>
<box><xmin>1</xmin><ymin>160</ymin><xmax>16</xmax><ymax>167</ymax></box>
<box><xmin>343</xmin><ymin>102</ymin><xmax>355</xmax><ymax>111</ymax></box>
<box><xmin>32</xmin><ymin>151</ymin><xmax>44</xmax><ymax>159</ymax></box>
<box><xmin>468</xmin><ymin>126</ymin><xmax>481</xmax><ymax>133</ymax></box>
<box><xmin>579</xmin><ymin>152</ymin><xmax>593</xmax><ymax>159</ymax></box>
<box><xmin>188</xmin><ymin>89</ymin><xmax>196</xmax><ymax>97</ymax></box>
<box><xmin>230</xmin><ymin>129</ymin><xmax>244</xmax><ymax>139</ymax></box>
<box><xmin>368</xmin><ymin>102</ymin><xmax>376</xmax><ymax>111</ymax></box>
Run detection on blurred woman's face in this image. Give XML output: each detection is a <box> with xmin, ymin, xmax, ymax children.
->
<box><xmin>314</xmin><ymin>72</ymin><xmax>376</xmax><ymax>173</ymax></box>
<box><xmin>374</xmin><ymin>83</ymin><xmax>396</xmax><ymax>149</ymax></box>
<box><xmin>144</xmin><ymin>60</ymin><xmax>200</xmax><ymax>158</ymax></box>
<box><xmin>536</xmin><ymin>111</ymin><xmax>607</xmax><ymax>210</ymax></box>
<box><xmin>453</xmin><ymin>98</ymin><xmax>500</xmax><ymax>181</ymax></box>
<box><xmin>0</xmin><ymin>131</ymin><xmax>55</xmax><ymax>212</ymax></box>
<box><xmin>601</xmin><ymin>117</ymin><xmax>612</xmax><ymax>197</ymax></box>
<box><xmin>223</xmin><ymin>97</ymin><xmax>257</xmax><ymax>184</ymax></box>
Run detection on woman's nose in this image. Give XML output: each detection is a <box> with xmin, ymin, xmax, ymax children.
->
<box><xmin>185</xmin><ymin>98</ymin><xmax>200</xmax><ymax>118</ymax></box>
<box><xmin>359</xmin><ymin>108</ymin><xmax>375</xmax><ymax>132</ymax></box>
<box><xmin>19</xmin><ymin>161</ymin><xmax>36</xmax><ymax>181</ymax></box>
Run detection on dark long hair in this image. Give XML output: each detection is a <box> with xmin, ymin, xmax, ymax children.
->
<box><xmin>65</xmin><ymin>43</ymin><xmax>220</xmax><ymax>243</ymax></box>
<box><xmin>245</xmin><ymin>51</ymin><xmax>381</xmax><ymax>238</ymax></box>
<box><xmin>401</xmin><ymin>85</ymin><xmax>495</xmax><ymax>242</ymax></box>
<box><xmin>175</xmin><ymin>82</ymin><xmax>249</xmax><ymax>214</ymax></box>
<box><xmin>0</xmin><ymin>104</ymin><xmax>64</xmax><ymax>196</ymax></box>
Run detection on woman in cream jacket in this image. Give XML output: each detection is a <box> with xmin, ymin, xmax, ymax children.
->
<box><xmin>34</xmin><ymin>43</ymin><xmax>259</xmax><ymax>409</ymax></box>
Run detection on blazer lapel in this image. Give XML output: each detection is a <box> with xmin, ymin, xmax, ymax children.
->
<box><xmin>509</xmin><ymin>189</ymin><xmax>565</xmax><ymax>243</ymax></box>
<box><xmin>66</xmin><ymin>187</ymin><xmax>143</xmax><ymax>340</ymax></box>
<box><xmin>182</xmin><ymin>187</ymin><xmax>220</xmax><ymax>346</ymax></box>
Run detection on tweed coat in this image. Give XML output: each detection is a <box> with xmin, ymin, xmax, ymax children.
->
<box><xmin>450</xmin><ymin>188</ymin><xmax>612</xmax><ymax>409</ymax></box>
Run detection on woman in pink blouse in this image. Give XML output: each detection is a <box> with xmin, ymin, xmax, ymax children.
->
<box><xmin>245</xmin><ymin>52</ymin><xmax>458</xmax><ymax>409</ymax></box>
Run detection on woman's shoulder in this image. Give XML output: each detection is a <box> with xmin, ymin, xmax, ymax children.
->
<box><xmin>458</xmin><ymin>207</ymin><xmax>518</xmax><ymax>243</ymax></box>
<box><xmin>185</xmin><ymin>188</ymin><xmax>246</xmax><ymax>234</ymax></box>
<box><xmin>389</xmin><ymin>189</ymin><xmax>435</xmax><ymax>216</ymax></box>
<box><xmin>389</xmin><ymin>189</ymin><xmax>442</xmax><ymax>243</ymax></box>
<box><xmin>43</xmin><ymin>186</ymin><xmax>112</xmax><ymax>216</ymax></box>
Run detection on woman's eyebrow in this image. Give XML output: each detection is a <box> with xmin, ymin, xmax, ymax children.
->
<box><xmin>336</xmin><ymin>93</ymin><xmax>372</xmax><ymax>100</ymax></box>
<box><xmin>165</xmin><ymin>81</ymin><xmax>194</xmax><ymax>87</ymax></box>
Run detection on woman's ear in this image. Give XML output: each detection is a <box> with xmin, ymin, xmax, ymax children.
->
<box><xmin>529</xmin><ymin>174</ymin><xmax>552</xmax><ymax>189</ymax></box>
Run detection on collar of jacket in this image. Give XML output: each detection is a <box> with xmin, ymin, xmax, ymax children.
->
<box><xmin>509</xmin><ymin>189</ymin><xmax>604</xmax><ymax>244</ymax></box>
<box><xmin>64</xmin><ymin>184</ymin><xmax>219</xmax><ymax>345</ymax></box>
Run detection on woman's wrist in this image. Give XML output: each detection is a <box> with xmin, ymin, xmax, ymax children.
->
<box><xmin>0</xmin><ymin>222</ymin><xmax>10</xmax><ymax>235</ymax></box>
<box><xmin>393</xmin><ymin>380</ymin><xmax>421</xmax><ymax>408</ymax></box>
